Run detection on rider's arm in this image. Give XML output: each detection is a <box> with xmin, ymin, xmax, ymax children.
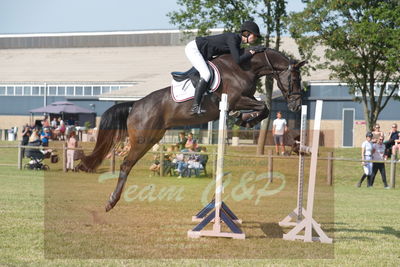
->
<box><xmin>227</xmin><ymin>34</ymin><xmax>252</xmax><ymax>65</ymax></box>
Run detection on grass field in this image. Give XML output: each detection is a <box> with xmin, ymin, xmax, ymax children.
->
<box><xmin>0</xmin><ymin>141</ymin><xmax>399</xmax><ymax>266</ymax></box>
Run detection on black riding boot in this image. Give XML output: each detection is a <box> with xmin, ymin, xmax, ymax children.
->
<box><xmin>190</xmin><ymin>78</ymin><xmax>208</xmax><ymax>115</ymax></box>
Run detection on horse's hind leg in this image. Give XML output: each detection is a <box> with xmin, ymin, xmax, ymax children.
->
<box><xmin>105</xmin><ymin>129</ymin><xmax>166</xmax><ymax>212</ymax></box>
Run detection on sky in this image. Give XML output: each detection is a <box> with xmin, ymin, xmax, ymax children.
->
<box><xmin>0</xmin><ymin>0</ymin><xmax>305</xmax><ymax>34</ymax></box>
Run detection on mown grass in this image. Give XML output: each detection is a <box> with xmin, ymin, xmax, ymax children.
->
<box><xmin>0</xmin><ymin>141</ymin><xmax>399</xmax><ymax>266</ymax></box>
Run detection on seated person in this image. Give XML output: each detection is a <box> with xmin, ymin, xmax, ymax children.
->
<box><xmin>198</xmin><ymin>147</ymin><xmax>209</xmax><ymax>174</ymax></box>
<box><xmin>184</xmin><ymin>133</ymin><xmax>198</xmax><ymax>151</ymax></box>
<box><xmin>392</xmin><ymin>136</ymin><xmax>400</xmax><ymax>160</ymax></box>
<box><xmin>149</xmin><ymin>155</ymin><xmax>161</xmax><ymax>176</ymax></box>
<box><xmin>384</xmin><ymin>123</ymin><xmax>399</xmax><ymax>158</ymax></box>
<box><xmin>176</xmin><ymin>132</ymin><xmax>187</xmax><ymax>151</ymax></box>
<box><xmin>175</xmin><ymin>152</ymin><xmax>188</xmax><ymax>178</ymax></box>
<box><xmin>371</xmin><ymin>124</ymin><xmax>384</xmax><ymax>143</ymax></box>
<box><xmin>188</xmin><ymin>155</ymin><xmax>203</xmax><ymax>177</ymax></box>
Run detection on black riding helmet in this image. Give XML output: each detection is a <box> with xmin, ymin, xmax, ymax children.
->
<box><xmin>366</xmin><ymin>132</ymin><xmax>373</xmax><ymax>138</ymax></box>
<box><xmin>240</xmin><ymin>21</ymin><xmax>261</xmax><ymax>37</ymax></box>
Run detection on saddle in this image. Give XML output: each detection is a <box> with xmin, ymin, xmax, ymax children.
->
<box><xmin>171</xmin><ymin>64</ymin><xmax>215</xmax><ymax>90</ymax></box>
<box><xmin>170</xmin><ymin>61</ymin><xmax>221</xmax><ymax>103</ymax></box>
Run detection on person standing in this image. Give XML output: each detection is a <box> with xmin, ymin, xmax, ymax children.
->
<box><xmin>371</xmin><ymin>137</ymin><xmax>390</xmax><ymax>188</ymax></box>
<box><xmin>272</xmin><ymin>111</ymin><xmax>288</xmax><ymax>155</ymax></box>
<box><xmin>21</xmin><ymin>123</ymin><xmax>31</xmax><ymax>158</ymax></box>
<box><xmin>40</xmin><ymin>127</ymin><xmax>51</xmax><ymax>147</ymax></box>
<box><xmin>66</xmin><ymin>130</ymin><xmax>78</xmax><ymax>172</ymax></box>
<box><xmin>357</xmin><ymin>132</ymin><xmax>375</xmax><ymax>187</ymax></box>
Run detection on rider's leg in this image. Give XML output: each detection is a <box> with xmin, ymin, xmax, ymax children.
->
<box><xmin>185</xmin><ymin>40</ymin><xmax>211</xmax><ymax>114</ymax></box>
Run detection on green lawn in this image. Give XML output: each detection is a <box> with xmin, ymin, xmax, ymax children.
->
<box><xmin>0</xmin><ymin>141</ymin><xmax>399</xmax><ymax>266</ymax></box>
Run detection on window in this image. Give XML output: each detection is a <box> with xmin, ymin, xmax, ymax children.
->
<box><xmin>75</xmin><ymin>86</ymin><xmax>83</xmax><ymax>96</ymax></box>
<box><xmin>0</xmin><ymin>86</ymin><xmax>5</xmax><ymax>95</ymax></box>
<box><xmin>66</xmin><ymin>86</ymin><xmax>74</xmax><ymax>95</ymax></box>
<box><xmin>84</xmin><ymin>86</ymin><xmax>92</xmax><ymax>96</ymax></box>
<box><xmin>49</xmin><ymin>86</ymin><xmax>57</xmax><ymax>95</ymax></box>
<box><xmin>7</xmin><ymin>86</ymin><xmax>14</xmax><ymax>95</ymax></box>
<box><xmin>15</xmin><ymin>86</ymin><xmax>23</xmax><ymax>95</ymax></box>
<box><xmin>58</xmin><ymin>86</ymin><xmax>65</xmax><ymax>95</ymax></box>
<box><xmin>32</xmin><ymin>87</ymin><xmax>39</xmax><ymax>95</ymax></box>
<box><xmin>93</xmin><ymin>86</ymin><xmax>101</xmax><ymax>95</ymax></box>
<box><xmin>101</xmin><ymin>86</ymin><xmax>110</xmax><ymax>94</ymax></box>
<box><xmin>111</xmin><ymin>86</ymin><xmax>119</xmax><ymax>91</ymax></box>
<box><xmin>40</xmin><ymin>86</ymin><xmax>45</xmax><ymax>95</ymax></box>
<box><xmin>24</xmin><ymin>86</ymin><xmax>31</xmax><ymax>95</ymax></box>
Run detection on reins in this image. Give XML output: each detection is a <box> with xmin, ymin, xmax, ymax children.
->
<box><xmin>263</xmin><ymin>50</ymin><xmax>302</xmax><ymax>99</ymax></box>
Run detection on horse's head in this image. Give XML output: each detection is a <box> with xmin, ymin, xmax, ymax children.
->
<box><xmin>254</xmin><ymin>49</ymin><xmax>307</xmax><ymax>113</ymax></box>
<box><xmin>276</xmin><ymin>59</ymin><xmax>307</xmax><ymax>112</ymax></box>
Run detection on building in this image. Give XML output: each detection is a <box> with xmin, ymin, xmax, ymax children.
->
<box><xmin>0</xmin><ymin>30</ymin><xmax>398</xmax><ymax>147</ymax></box>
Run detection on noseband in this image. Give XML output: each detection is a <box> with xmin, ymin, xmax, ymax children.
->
<box><xmin>263</xmin><ymin>51</ymin><xmax>302</xmax><ymax>99</ymax></box>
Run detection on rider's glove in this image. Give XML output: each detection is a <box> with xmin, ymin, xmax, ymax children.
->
<box><xmin>251</xmin><ymin>46</ymin><xmax>266</xmax><ymax>53</ymax></box>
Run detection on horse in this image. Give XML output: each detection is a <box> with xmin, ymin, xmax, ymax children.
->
<box><xmin>77</xmin><ymin>48</ymin><xmax>307</xmax><ymax>212</ymax></box>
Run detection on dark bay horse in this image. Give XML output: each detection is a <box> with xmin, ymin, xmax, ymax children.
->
<box><xmin>78</xmin><ymin>48</ymin><xmax>306</xmax><ymax>211</ymax></box>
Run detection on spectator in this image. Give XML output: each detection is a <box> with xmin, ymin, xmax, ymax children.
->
<box><xmin>42</xmin><ymin>115</ymin><xmax>50</xmax><ymax>128</ymax></box>
<box><xmin>149</xmin><ymin>155</ymin><xmax>161</xmax><ymax>176</ymax></box>
<box><xmin>272</xmin><ymin>111</ymin><xmax>288</xmax><ymax>155</ymax></box>
<box><xmin>188</xmin><ymin>155</ymin><xmax>202</xmax><ymax>177</ymax></box>
<box><xmin>176</xmin><ymin>132</ymin><xmax>187</xmax><ymax>150</ymax></box>
<box><xmin>66</xmin><ymin>130</ymin><xmax>78</xmax><ymax>172</ymax></box>
<box><xmin>175</xmin><ymin>152</ymin><xmax>188</xmax><ymax>178</ymax></box>
<box><xmin>392</xmin><ymin>135</ymin><xmax>400</xmax><ymax>160</ymax></box>
<box><xmin>21</xmin><ymin>124</ymin><xmax>31</xmax><ymax>157</ymax></box>
<box><xmin>371</xmin><ymin>124</ymin><xmax>384</xmax><ymax>143</ymax></box>
<box><xmin>50</xmin><ymin>117</ymin><xmax>58</xmax><ymax>129</ymax></box>
<box><xmin>357</xmin><ymin>132</ymin><xmax>374</xmax><ymax>187</ymax></box>
<box><xmin>198</xmin><ymin>146</ymin><xmax>209</xmax><ymax>175</ymax></box>
<box><xmin>371</xmin><ymin>136</ymin><xmax>390</xmax><ymax>189</ymax></box>
<box><xmin>184</xmin><ymin>133</ymin><xmax>198</xmax><ymax>151</ymax></box>
<box><xmin>384</xmin><ymin>123</ymin><xmax>399</xmax><ymax>158</ymax></box>
<box><xmin>40</xmin><ymin>127</ymin><xmax>51</xmax><ymax>147</ymax></box>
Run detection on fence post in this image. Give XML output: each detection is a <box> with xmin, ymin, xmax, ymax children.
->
<box><xmin>62</xmin><ymin>143</ymin><xmax>67</xmax><ymax>172</ymax></box>
<box><xmin>268</xmin><ymin>150</ymin><xmax>273</xmax><ymax>182</ymax></box>
<box><xmin>17</xmin><ymin>144</ymin><xmax>22</xmax><ymax>170</ymax></box>
<box><xmin>159</xmin><ymin>145</ymin><xmax>164</xmax><ymax>176</ymax></box>
<box><xmin>390</xmin><ymin>154</ymin><xmax>396</xmax><ymax>188</ymax></box>
<box><xmin>327</xmin><ymin>152</ymin><xmax>333</xmax><ymax>186</ymax></box>
<box><xmin>110</xmin><ymin>148</ymin><xmax>116</xmax><ymax>174</ymax></box>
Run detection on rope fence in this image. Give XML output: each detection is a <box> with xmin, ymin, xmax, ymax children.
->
<box><xmin>0</xmin><ymin>144</ymin><xmax>397</xmax><ymax>188</ymax></box>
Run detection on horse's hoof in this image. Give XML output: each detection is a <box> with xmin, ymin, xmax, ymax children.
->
<box><xmin>105</xmin><ymin>202</ymin><xmax>114</xmax><ymax>212</ymax></box>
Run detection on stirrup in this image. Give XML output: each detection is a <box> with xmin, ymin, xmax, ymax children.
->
<box><xmin>190</xmin><ymin>104</ymin><xmax>206</xmax><ymax>115</ymax></box>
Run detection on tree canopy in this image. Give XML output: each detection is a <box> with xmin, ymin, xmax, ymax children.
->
<box><xmin>289</xmin><ymin>0</ymin><xmax>400</xmax><ymax>130</ymax></box>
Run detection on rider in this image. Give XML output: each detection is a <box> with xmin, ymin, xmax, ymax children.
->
<box><xmin>185</xmin><ymin>20</ymin><xmax>262</xmax><ymax>115</ymax></box>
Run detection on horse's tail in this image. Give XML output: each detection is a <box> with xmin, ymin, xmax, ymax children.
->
<box><xmin>78</xmin><ymin>101</ymin><xmax>134</xmax><ymax>172</ymax></box>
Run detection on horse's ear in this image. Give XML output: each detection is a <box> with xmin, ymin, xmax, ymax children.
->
<box><xmin>295</xmin><ymin>60</ymin><xmax>308</xmax><ymax>68</ymax></box>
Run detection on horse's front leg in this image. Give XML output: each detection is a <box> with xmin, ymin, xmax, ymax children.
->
<box><xmin>230</xmin><ymin>96</ymin><xmax>269</xmax><ymax>128</ymax></box>
<box><xmin>106</xmin><ymin>129</ymin><xmax>166</xmax><ymax>212</ymax></box>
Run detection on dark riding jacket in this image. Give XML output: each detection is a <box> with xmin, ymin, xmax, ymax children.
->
<box><xmin>195</xmin><ymin>33</ymin><xmax>252</xmax><ymax>64</ymax></box>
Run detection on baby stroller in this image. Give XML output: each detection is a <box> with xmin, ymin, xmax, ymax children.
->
<box><xmin>24</xmin><ymin>141</ymin><xmax>52</xmax><ymax>170</ymax></box>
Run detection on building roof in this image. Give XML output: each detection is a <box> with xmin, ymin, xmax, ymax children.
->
<box><xmin>0</xmin><ymin>30</ymin><xmax>332</xmax><ymax>101</ymax></box>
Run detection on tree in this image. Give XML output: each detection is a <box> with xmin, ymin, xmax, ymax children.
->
<box><xmin>168</xmin><ymin>0</ymin><xmax>289</xmax><ymax>154</ymax></box>
<box><xmin>289</xmin><ymin>0</ymin><xmax>400</xmax><ymax>130</ymax></box>
<box><xmin>256</xmin><ymin>0</ymin><xmax>287</xmax><ymax>155</ymax></box>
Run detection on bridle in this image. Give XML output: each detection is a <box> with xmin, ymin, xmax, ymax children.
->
<box><xmin>263</xmin><ymin>50</ymin><xmax>302</xmax><ymax>100</ymax></box>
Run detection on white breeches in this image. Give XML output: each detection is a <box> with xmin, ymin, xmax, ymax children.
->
<box><xmin>363</xmin><ymin>155</ymin><xmax>372</xmax><ymax>175</ymax></box>
<box><xmin>185</xmin><ymin>40</ymin><xmax>211</xmax><ymax>82</ymax></box>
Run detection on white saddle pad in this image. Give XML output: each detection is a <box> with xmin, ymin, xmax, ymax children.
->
<box><xmin>171</xmin><ymin>61</ymin><xmax>221</xmax><ymax>103</ymax></box>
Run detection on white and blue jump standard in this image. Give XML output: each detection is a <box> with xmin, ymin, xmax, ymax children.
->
<box><xmin>188</xmin><ymin>94</ymin><xmax>245</xmax><ymax>239</ymax></box>
<box><xmin>279</xmin><ymin>100</ymin><xmax>333</xmax><ymax>244</ymax></box>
